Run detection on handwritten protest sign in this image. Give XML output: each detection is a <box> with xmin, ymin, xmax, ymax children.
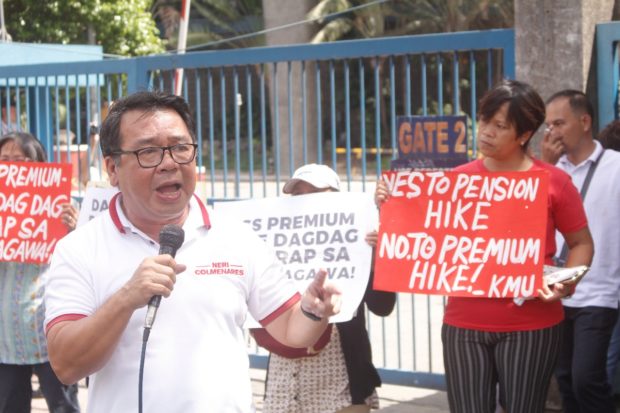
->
<box><xmin>0</xmin><ymin>161</ymin><xmax>72</xmax><ymax>264</ymax></box>
<box><xmin>76</xmin><ymin>186</ymin><xmax>119</xmax><ymax>227</ymax></box>
<box><xmin>215</xmin><ymin>191</ymin><xmax>378</xmax><ymax>324</ymax></box>
<box><xmin>374</xmin><ymin>170</ymin><xmax>549</xmax><ymax>298</ymax></box>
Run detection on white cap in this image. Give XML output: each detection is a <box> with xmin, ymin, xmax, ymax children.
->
<box><xmin>282</xmin><ymin>163</ymin><xmax>341</xmax><ymax>194</ymax></box>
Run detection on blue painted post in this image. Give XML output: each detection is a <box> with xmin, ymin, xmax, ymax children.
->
<box><xmin>329</xmin><ymin>60</ymin><xmax>337</xmax><ymax>171</ymax></box>
<box><xmin>315</xmin><ymin>63</ymin><xmax>323</xmax><ymax>165</ymax></box>
<box><xmin>208</xmin><ymin>69</ymin><xmax>216</xmax><ymax>197</ymax></box>
<box><xmin>301</xmin><ymin>61</ymin><xmax>308</xmax><ymax>165</ymax></box>
<box><xmin>422</xmin><ymin>55</ymin><xmax>428</xmax><ymax>116</ymax></box>
<box><xmin>259</xmin><ymin>66</ymin><xmax>268</xmax><ymax>197</ymax></box>
<box><xmin>233</xmin><ymin>67</ymin><xmax>241</xmax><ymax>198</ymax></box>
<box><xmin>359</xmin><ymin>59</ymin><xmax>367</xmax><ymax>190</ymax></box>
<box><xmin>597</xmin><ymin>22</ymin><xmax>620</xmax><ymax>129</ymax></box>
<box><xmin>374</xmin><ymin>57</ymin><xmax>381</xmax><ymax>177</ymax></box>
<box><xmin>389</xmin><ymin>56</ymin><xmax>396</xmax><ymax>156</ymax></box>
<box><xmin>245</xmin><ymin>66</ymin><xmax>255</xmax><ymax>197</ymax></box>
<box><xmin>438</xmin><ymin>54</ymin><xmax>444</xmax><ymax>116</ymax></box>
<box><xmin>273</xmin><ymin>62</ymin><xmax>281</xmax><ymax>193</ymax></box>
<box><xmin>470</xmin><ymin>51</ymin><xmax>478</xmax><ymax>159</ymax></box>
<box><xmin>194</xmin><ymin>71</ymin><xmax>204</xmax><ymax>194</ymax></box>
<box><xmin>287</xmin><ymin>61</ymin><xmax>294</xmax><ymax>175</ymax></box>
<box><xmin>220</xmin><ymin>68</ymin><xmax>228</xmax><ymax>198</ymax></box>
<box><xmin>344</xmin><ymin>59</ymin><xmax>352</xmax><ymax>188</ymax></box>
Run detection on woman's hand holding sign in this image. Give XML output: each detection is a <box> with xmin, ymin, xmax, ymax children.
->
<box><xmin>374</xmin><ymin>179</ymin><xmax>390</xmax><ymax>207</ymax></box>
<box><xmin>60</xmin><ymin>203</ymin><xmax>79</xmax><ymax>232</ymax></box>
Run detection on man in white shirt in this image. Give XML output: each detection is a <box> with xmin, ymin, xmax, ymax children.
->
<box><xmin>44</xmin><ymin>90</ymin><xmax>341</xmax><ymax>413</ymax></box>
<box><xmin>543</xmin><ymin>89</ymin><xmax>620</xmax><ymax>413</ymax></box>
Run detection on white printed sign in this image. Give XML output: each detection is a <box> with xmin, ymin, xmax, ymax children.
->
<box><xmin>76</xmin><ymin>186</ymin><xmax>119</xmax><ymax>227</ymax></box>
<box><xmin>215</xmin><ymin>191</ymin><xmax>378</xmax><ymax>323</ymax></box>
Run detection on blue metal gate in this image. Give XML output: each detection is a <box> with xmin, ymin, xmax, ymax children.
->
<box><xmin>0</xmin><ymin>28</ymin><xmax>515</xmax><ymax>389</ymax></box>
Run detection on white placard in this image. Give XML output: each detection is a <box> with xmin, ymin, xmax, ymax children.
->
<box><xmin>215</xmin><ymin>191</ymin><xmax>378</xmax><ymax>324</ymax></box>
<box><xmin>76</xmin><ymin>186</ymin><xmax>119</xmax><ymax>227</ymax></box>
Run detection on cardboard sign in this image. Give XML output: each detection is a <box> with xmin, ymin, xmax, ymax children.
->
<box><xmin>393</xmin><ymin>115</ymin><xmax>468</xmax><ymax>169</ymax></box>
<box><xmin>76</xmin><ymin>186</ymin><xmax>119</xmax><ymax>227</ymax></box>
<box><xmin>374</xmin><ymin>170</ymin><xmax>549</xmax><ymax>298</ymax></box>
<box><xmin>215</xmin><ymin>191</ymin><xmax>378</xmax><ymax>324</ymax></box>
<box><xmin>0</xmin><ymin>161</ymin><xmax>72</xmax><ymax>263</ymax></box>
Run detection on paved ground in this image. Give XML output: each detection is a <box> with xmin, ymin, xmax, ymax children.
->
<box><xmin>31</xmin><ymin>369</ymin><xmax>451</xmax><ymax>412</ymax></box>
<box><xmin>32</xmin><ymin>370</ymin><xmax>587</xmax><ymax>412</ymax></box>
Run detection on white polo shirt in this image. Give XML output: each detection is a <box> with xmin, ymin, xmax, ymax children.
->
<box><xmin>44</xmin><ymin>194</ymin><xmax>299</xmax><ymax>413</ymax></box>
<box><xmin>556</xmin><ymin>141</ymin><xmax>620</xmax><ymax>309</ymax></box>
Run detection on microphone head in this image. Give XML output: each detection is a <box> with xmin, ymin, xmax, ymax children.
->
<box><xmin>158</xmin><ymin>224</ymin><xmax>185</xmax><ymax>257</ymax></box>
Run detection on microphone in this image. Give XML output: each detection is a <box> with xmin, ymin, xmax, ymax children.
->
<box><xmin>144</xmin><ymin>224</ymin><xmax>185</xmax><ymax>330</ymax></box>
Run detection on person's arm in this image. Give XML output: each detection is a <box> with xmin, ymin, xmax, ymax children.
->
<box><xmin>562</xmin><ymin>226</ymin><xmax>594</xmax><ymax>268</ymax></box>
<box><xmin>263</xmin><ymin>269</ymin><xmax>341</xmax><ymax>348</ymax></box>
<box><xmin>538</xmin><ymin>226</ymin><xmax>594</xmax><ymax>302</ymax></box>
<box><xmin>46</xmin><ymin>255</ymin><xmax>185</xmax><ymax>384</ymax></box>
<box><xmin>364</xmin><ymin>272</ymin><xmax>396</xmax><ymax>316</ymax></box>
<box><xmin>363</xmin><ymin>230</ymin><xmax>396</xmax><ymax>316</ymax></box>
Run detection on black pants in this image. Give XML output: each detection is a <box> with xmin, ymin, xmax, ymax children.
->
<box><xmin>442</xmin><ymin>323</ymin><xmax>562</xmax><ymax>413</ymax></box>
<box><xmin>555</xmin><ymin>305</ymin><xmax>618</xmax><ymax>413</ymax></box>
<box><xmin>0</xmin><ymin>362</ymin><xmax>80</xmax><ymax>413</ymax></box>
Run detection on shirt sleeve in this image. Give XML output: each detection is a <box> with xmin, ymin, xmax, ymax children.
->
<box><xmin>43</xmin><ymin>234</ymin><xmax>96</xmax><ymax>334</ymax></box>
<box><xmin>239</xmin><ymin>223</ymin><xmax>300</xmax><ymax>325</ymax></box>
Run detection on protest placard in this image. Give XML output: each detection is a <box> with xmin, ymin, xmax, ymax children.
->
<box><xmin>0</xmin><ymin>161</ymin><xmax>72</xmax><ymax>264</ymax></box>
<box><xmin>215</xmin><ymin>191</ymin><xmax>378</xmax><ymax>323</ymax></box>
<box><xmin>76</xmin><ymin>186</ymin><xmax>119</xmax><ymax>227</ymax></box>
<box><xmin>374</xmin><ymin>170</ymin><xmax>549</xmax><ymax>298</ymax></box>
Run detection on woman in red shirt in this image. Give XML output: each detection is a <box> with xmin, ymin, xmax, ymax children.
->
<box><xmin>376</xmin><ymin>80</ymin><xmax>593</xmax><ymax>413</ymax></box>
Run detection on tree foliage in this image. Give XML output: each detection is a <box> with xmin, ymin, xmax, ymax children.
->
<box><xmin>308</xmin><ymin>0</ymin><xmax>513</xmax><ymax>43</ymax></box>
<box><xmin>153</xmin><ymin>0</ymin><xmax>263</xmax><ymax>50</ymax></box>
<box><xmin>3</xmin><ymin>0</ymin><xmax>164</xmax><ymax>56</ymax></box>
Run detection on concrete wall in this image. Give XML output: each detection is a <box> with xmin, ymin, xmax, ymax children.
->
<box><xmin>516</xmin><ymin>0</ymin><xmax>614</xmax><ymax>102</ymax></box>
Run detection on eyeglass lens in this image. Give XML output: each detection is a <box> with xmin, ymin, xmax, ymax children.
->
<box><xmin>137</xmin><ymin>144</ymin><xmax>196</xmax><ymax>167</ymax></box>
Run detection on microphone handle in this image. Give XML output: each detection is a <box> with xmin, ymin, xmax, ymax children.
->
<box><xmin>143</xmin><ymin>245</ymin><xmax>178</xmax><ymax>329</ymax></box>
<box><xmin>144</xmin><ymin>296</ymin><xmax>161</xmax><ymax>329</ymax></box>
<box><xmin>148</xmin><ymin>295</ymin><xmax>162</xmax><ymax>307</ymax></box>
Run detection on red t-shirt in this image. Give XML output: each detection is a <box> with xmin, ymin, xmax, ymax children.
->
<box><xmin>443</xmin><ymin>158</ymin><xmax>587</xmax><ymax>331</ymax></box>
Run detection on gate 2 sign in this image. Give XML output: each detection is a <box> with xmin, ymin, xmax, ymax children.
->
<box><xmin>395</xmin><ymin>115</ymin><xmax>468</xmax><ymax>169</ymax></box>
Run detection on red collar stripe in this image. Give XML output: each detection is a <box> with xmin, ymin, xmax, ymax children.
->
<box><xmin>108</xmin><ymin>192</ymin><xmax>211</xmax><ymax>233</ymax></box>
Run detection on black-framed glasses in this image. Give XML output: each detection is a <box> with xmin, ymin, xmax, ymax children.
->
<box><xmin>112</xmin><ymin>143</ymin><xmax>198</xmax><ymax>168</ymax></box>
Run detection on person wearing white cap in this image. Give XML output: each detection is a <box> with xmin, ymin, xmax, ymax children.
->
<box><xmin>257</xmin><ymin>163</ymin><xmax>396</xmax><ymax>413</ymax></box>
<box><xmin>282</xmin><ymin>163</ymin><xmax>342</xmax><ymax>194</ymax></box>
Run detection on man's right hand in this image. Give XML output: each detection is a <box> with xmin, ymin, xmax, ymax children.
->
<box><xmin>541</xmin><ymin>129</ymin><xmax>564</xmax><ymax>164</ymax></box>
<box><xmin>46</xmin><ymin>254</ymin><xmax>186</xmax><ymax>384</ymax></box>
<box><xmin>122</xmin><ymin>255</ymin><xmax>186</xmax><ymax>310</ymax></box>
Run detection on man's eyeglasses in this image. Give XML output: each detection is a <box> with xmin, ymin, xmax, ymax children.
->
<box><xmin>112</xmin><ymin>143</ymin><xmax>197</xmax><ymax>168</ymax></box>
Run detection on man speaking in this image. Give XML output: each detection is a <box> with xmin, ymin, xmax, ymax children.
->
<box><xmin>43</xmin><ymin>91</ymin><xmax>341</xmax><ymax>412</ymax></box>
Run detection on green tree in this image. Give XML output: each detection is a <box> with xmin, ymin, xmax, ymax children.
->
<box><xmin>3</xmin><ymin>0</ymin><xmax>164</xmax><ymax>56</ymax></box>
<box><xmin>152</xmin><ymin>0</ymin><xmax>264</xmax><ymax>50</ymax></box>
<box><xmin>308</xmin><ymin>0</ymin><xmax>513</xmax><ymax>42</ymax></box>
<box><xmin>389</xmin><ymin>0</ymin><xmax>513</xmax><ymax>35</ymax></box>
<box><xmin>308</xmin><ymin>0</ymin><xmax>386</xmax><ymax>43</ymax></box>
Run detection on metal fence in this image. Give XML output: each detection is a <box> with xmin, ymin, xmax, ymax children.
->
<box><xmin>0</xmin><ymin>28</ymin><xmax>515</xmax><ymax>389</ymax></box>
